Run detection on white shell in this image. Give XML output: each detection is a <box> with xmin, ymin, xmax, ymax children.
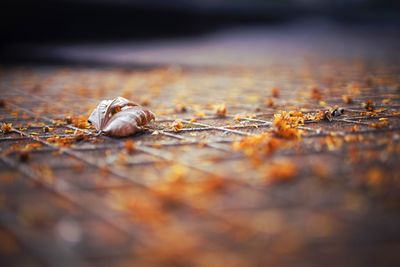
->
<box><xmin>88</xmin><ymin>97</ymin><xmax>155</xmax><ymax>137</ymax></box>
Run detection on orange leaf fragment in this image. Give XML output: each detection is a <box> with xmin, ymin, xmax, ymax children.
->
<box><xmin>171</xmin><ymin>120</ymin><xmax>184</xmax><ymax>132</ymax></box>
<box><xmin>124</xmin><ymin>140</ymin><xmax>136</xmax><ymax>154</ymax></box>
<box><xmin>271</xmin><ymin>87</ymin><xmax>280</xmax><ymax>98</ymax></box>
<box><xmin>215</xmin><ymin>104</ymin><xmax>227</xmax><ymax>117</ymax></box>
<box><xmin>1</xmin><ymin>123</ymin><xmax>12</xmax><ymax>133</ymax></box>
<box><xmin>273</xmin><ymin>111</ymin><xmax>303</xmax><ymax>139</ymax></box>
<box><xmin>265</xmin><ymin>98</ymin><xmax>275</xmax><ymax>107</ymax></box>
<box><xmin>72</xmin><ymin>115</ymin><xmax>90</xmax><ymax>129</ymax></box>
<box><xmin>233</xmin><ymin>133</ymin><xmax>281</xmax><ymax>158</ymax></box>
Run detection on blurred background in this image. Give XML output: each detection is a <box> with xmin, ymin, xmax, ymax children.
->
<box><xmin>1</xmin><ymin>2</ymin><xmax>400</xmax><ymax>267</ymax></box>
<box><xmin>1</xmin><ymin>0</ymin><xmax>400</xmax><ymax>42</ymax></box>
<box><xmin>0</xmin><ymin>0</ymin><xmax>399</xmax><ymax>66</ymax></box>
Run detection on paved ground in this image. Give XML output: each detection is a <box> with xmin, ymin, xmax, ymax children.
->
<box><xmin>1</xmin><ymin>22</ymin><xmax>400</xmax><ymax>267</ymax></box>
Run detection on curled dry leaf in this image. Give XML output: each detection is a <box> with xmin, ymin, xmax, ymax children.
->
<box><xmin>88</xmin><ymin>97</ymin><xmax>155</xmax><ymax>137</ymax></box>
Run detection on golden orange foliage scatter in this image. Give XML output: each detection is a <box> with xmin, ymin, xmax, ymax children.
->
<box><xmin>273</xmin><ymin>111</ymin><xmax>303</xmax><ymax>138</ymax></box>
<box><xmin>1</xmin><ymin>123</ymin><xmax>12</xmax><ymax>133</ymax></box>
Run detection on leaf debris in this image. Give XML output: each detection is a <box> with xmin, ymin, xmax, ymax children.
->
<box><xmin>171</xmin><ymin>120</ymin><xmax>184</xmax><ymax>132</ymax></box>
<box><xmin>215</xmin><ymin>104</ymin><xmax>227</xmax><ymax>117</ymax></box>
<box><xmin>273</xmin><ymin>111</ymin><xmax>303</xmax><ymax>138</ymax></box>
<box><xmin>1</xmin><ymin>123</ymin><xmax>12</xmax><ymax>133</ymax></box>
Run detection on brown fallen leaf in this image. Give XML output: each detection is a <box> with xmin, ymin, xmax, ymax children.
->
<box><xmin>88</xmin><ymin>97</ymin><xmax>155</xmax><ymax>137</ymax></box>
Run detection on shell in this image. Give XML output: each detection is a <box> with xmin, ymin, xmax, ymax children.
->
<box><xmin>87</xmin><ymin>99</ymin><xmax>112</xmax><ymax>130</ymax></box>
<box><xmin>102</xmin><ymin>106</ymin><xmax>155</xmax><ymax>137</ymax></box>
<box><xmin>88</xmin><ymin>97</ymin><xmax>155</xmax><ymax>137</ymax></box>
